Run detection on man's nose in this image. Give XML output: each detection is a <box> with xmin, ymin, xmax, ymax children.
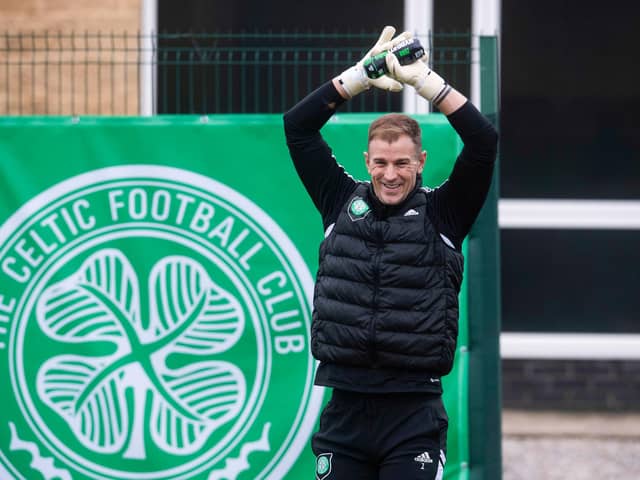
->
<box><xmin>383</xmin><ymin>164</ymin><xmax>397</xmax><ymax>179</ymax></box>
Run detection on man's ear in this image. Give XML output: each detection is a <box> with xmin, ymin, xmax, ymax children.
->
<box><xmin>417</xmin><ymin>150</ymin><xmax>427</xmax><ymax>174</ymax></box>
<box><xmin>364</xmin><ymin>151</ymin><xmax>372</xmax><ymax>174</ymax></box>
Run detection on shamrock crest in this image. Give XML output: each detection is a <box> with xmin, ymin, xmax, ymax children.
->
<box><xmin>35</xmin><ymin>249</ymin><xmax>246</xmax><ymax>458</ymax></box>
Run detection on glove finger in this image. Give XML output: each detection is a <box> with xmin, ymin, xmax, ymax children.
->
<box><xmin>371</xmin><ymin>76</ymin><xmax>403</xmax><ymax>92</ymax></box>
<box><xmin>374</xmin><ymin>31</ymin><xmax>413</xmax><ymax>55</ymax></box>
<box><xmin>376</xmin><ymin>26</ymin><xmax>396</xmax><ymax>46</ymax></box>
<box><xmin>385</xmin><ymin>52</ymin><xmax>402</xmax><ymax>78</ymax></box>
<box><xmin>366</xmin><ymin>26</ymin><xmax>396</xmax><ymax>57</ymax></box>
<box><xmin>371</xmin><ymin>42</ymin><xmax>390</xmax><ymax>56</ymax></box>
<box><xmin>388</xmin><ymin>30</ymin><xmax>413</xmax><ymax>47</ymax></box>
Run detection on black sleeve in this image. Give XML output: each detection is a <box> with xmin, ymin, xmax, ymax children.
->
<box><xmin>428</xmin><ymin>101</ymin><xmax>499</xmax><ymax>250</ymax></box>
<box><xmin>283</xmin><ymin>81</ymin><xmax>358</xmax><ymax>230</ymax></box>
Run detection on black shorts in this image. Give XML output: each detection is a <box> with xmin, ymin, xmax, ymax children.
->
<box><xmin>311</xmin><ymin>389</ymin><xmax>448</xmax><ymax>480</ymax></box>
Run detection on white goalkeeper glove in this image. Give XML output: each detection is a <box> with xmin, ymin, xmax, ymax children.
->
<box><xmin>385</xmin><ymin>50</ymin><xmax>452</xmax><ymax>105</ymax></box>
<box><xmin>335</xmin><ymin>26</ymin><xmax>411</xmax><ymax>98</ymax></box>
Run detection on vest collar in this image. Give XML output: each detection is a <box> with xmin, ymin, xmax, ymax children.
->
<box><xmin>366</xmin><ymin>174</ymin><xmax>423</xmax><ymax>218</ymax></box>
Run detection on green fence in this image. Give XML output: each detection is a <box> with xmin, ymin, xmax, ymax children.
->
<box><xmin>467</xmin><ymin>35</ymin><xmax>501</xmax><ymax>480</ymax></box>
<box><xmin>0</xmin><ymin>31</ymin><xmax>471</xmax><ymax>115</ymax></box>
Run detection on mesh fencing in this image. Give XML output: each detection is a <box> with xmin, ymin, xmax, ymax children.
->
<box><xmin>0</xmin><ymin>30</ymin><xmax>472</xmax><ymax>115</ymax></box>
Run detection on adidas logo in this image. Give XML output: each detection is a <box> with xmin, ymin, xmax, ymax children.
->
<box><xmin>404</xmin><ymin>208</ymin><xmax>419</xmax><ymax>217</ymax></box>
<box><xmin>414</xmin><ymin>451</ymin><xmax>434</xmax><ymax>464</ymax></box>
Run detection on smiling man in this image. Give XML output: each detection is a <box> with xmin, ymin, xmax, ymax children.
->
<box><xmin>283</xmin><ymin>27</ymin><xmax>497</xmax><ymax>480</ymax></box>
<box><xmin>365</xmin><ymin>114</ymin><xmax>427</xmax><ymax>205</ymax></box>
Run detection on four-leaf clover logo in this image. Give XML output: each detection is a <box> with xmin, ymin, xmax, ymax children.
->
<box><xmin>36</xmin><ymin>248</ymin><xmax>246</xmax><ymax>458</ymax></box>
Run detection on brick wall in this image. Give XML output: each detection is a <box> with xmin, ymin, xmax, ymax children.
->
<box><xmin>0</xmin><ymin>0</ymin><xmax>141</xmax><ymax>35</ymax></box>
<box><xmin>502</xmin><ymin>359</ymin><xmax>640</xmax><ymax>411</ymax></box>
<box><xmin>0</xmin><ymin>0</ymin><xmax>142</xmax><ymax>115</ymax></box>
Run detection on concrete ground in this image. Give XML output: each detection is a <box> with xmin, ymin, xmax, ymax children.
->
<box><xmin>502</xmin><ymin>410</ymin><xmax>640</xmax><ymax>480</ymax></box>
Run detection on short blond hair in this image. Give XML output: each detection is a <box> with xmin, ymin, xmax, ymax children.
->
<box><xmin>368</xmin><ymin>113</ymin><xmax>422</xmax><ymax>154</ymax></box>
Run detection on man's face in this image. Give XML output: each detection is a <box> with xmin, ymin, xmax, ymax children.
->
<box><xmin>365</xmin><ymin>134</ymin><xmax>426</xmax><ymax>205</ymax></box>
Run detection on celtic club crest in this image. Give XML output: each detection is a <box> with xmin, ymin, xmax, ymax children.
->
<box><xmin>0</xmin><ymin>166</ymin><xmax>322</xmax><ymax>479</ymax></box>
<box><xmin>347</xmin><ymin>197</ymin><xmax>370</xmax><ymax>222</ymax></box>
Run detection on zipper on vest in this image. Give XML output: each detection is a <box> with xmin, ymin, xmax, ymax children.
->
<box><xmin>368</xmin><ymin>225</ymin><xmax>384</xmax><ymax>363</ymax></box>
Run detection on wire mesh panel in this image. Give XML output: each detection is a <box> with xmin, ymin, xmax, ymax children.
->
<box><xmin>0</xmin><ymin>31</ymin><xmax>472</xmax><ymax>115</ymax></box>
<box><xmin>156</xmin><ymin>32</ymin><xmax>400</xmax><ymax>114</ymax></box>
<box><xmin>0</xmin><ymin>32</ymin><xmax>143</xmax><ymax>115</ymax></box>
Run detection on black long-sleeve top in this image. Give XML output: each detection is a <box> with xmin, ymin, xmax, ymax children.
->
<box><xmin>283</xmin><ymin>81</ymin><xmax>498</xmax><ymax>251</ymax></box>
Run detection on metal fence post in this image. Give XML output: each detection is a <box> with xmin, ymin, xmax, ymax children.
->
<box><xmin>467</xmin><ymin>34</ymin><xmax>502</xmax><ymax>480</ymax></box>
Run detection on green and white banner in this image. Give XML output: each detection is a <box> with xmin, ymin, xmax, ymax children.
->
<box><xmin>0</xmin><ymin>114</ymin><xmax>468</xmax><ymax>480</ymax></box>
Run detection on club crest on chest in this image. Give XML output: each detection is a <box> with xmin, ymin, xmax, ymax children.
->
<box><xmin>347</xmin><ymin>196</ymin><xmax>371</xmax><ymax>221</ymax></box>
